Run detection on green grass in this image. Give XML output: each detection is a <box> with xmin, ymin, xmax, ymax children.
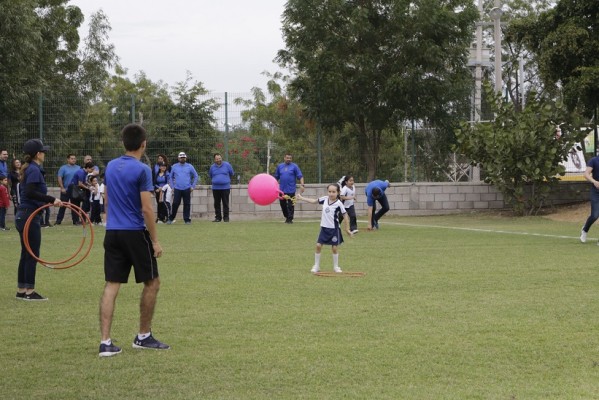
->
<box><xmin>2</xmin><ymin>214</ymin><xmax>599</xmax><ymax>399</ymax></box>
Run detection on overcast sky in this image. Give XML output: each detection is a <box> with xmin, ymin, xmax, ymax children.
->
<box><xmin>70</xmin><ymin>0</ymin><xmax>287</xmax><ymax>94</ymax></box>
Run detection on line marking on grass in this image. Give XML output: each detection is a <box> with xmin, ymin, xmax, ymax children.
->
<box><xmin>378</xmin><ymin>220</ymin><xmax>581</xmax><ymax>241</ymax></box>
<box><xmin>294</xmin><ymin>218</ymin><xmax>583</xmax><ymax>241</ymax></box>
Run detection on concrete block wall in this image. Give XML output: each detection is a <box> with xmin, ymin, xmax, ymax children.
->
<box><xmin>9</xmin><ymin>181</ymin><xmax>589</xmax><ymax>222</ymax></box>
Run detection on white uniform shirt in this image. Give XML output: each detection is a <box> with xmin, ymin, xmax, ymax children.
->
<box><xmin>318</xmin><ymin>196</ymin><xmax>346</xmax><ymax>228</ymax></box>
<box><xmin>340</xmin><ymin>185</ymin><xmax>355</xmax><ymax>208</ymax></box>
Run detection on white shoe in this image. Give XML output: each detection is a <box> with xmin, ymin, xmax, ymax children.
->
<box><xmin>581</xmin><ymin>229</ymin><xmax>587</xmax><ymax>243</ymax></box>
<box><xmin>311</xmin><ymin>265</ymin><xmax>320</xmax><ymax>273</ymax></box>
<box><xmin>351</xmin><ymin>229</ymin><xmax>359</xmax><ymax>235</ymax></box>
<box><xmin>333</xmin><ymin>266</ymin><xmax>342</xmax><ymax>273</ymax></box>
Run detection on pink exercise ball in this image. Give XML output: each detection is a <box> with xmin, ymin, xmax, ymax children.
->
<box><xmin>248</xmin><ymin>173</ymin><xmax>281</xmax><ymax>206</ymax></box>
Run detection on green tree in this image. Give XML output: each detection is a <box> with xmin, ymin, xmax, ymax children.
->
<box><xmin>509</xmin><ymin>0</ymin><xmax>599</xmax><ymax>116</ymax></box>
<box><xmin>0</xmin><ymin>0</ymin><xmax>83</xmax><ymax>124</ymax></box>
<box><xmin>277</xmin><ymin>0</ymin><xmax>478</xmax><ymax>180</ymax></box>
<box><xmin>455</xmin><ymin>85</ymin><xmax>586</xmax><ymax>215</ymax></box>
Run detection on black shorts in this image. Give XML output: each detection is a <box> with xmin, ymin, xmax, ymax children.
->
<box><xmin>103</xmin><ymin>230</ymin><xmax>159</xmax><ymax>283</ymax></box>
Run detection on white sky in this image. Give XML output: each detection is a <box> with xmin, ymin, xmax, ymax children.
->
<box><xmin>70</xmin><ymin>0</ymin><xmax>287</xmax><ymax>93</ymax></box>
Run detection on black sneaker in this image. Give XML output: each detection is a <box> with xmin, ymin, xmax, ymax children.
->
<box><xmin>15</xmin><ymin>292</ymin><xmax>25</xmax><ymax>300</ymax></box>
<box><xmin>23</xmin><ymin>291</ymin><xmax>48</xmax><ymax>301</ymax></box>
<box><xmin>99</xmin><ymin>342</ymin><xmax>122</xmax><ymax>357</ymax></box>
<box><xmin>132</xmin><ymin>334</ymin><xmax>170</xmax><ymax>350</ymax></box>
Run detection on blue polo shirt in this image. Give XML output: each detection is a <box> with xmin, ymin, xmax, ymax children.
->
<box><xmin>19</xmin><ymin>162</ymin><xmax>48</xmax><ymax>210</ymax></box>
<box><xmin>170</xmin><ymin>162</ymin><xmax>199</xmax><ymax>190</ymax></box>
<box><xmin>209</xmin><ymin>162</ymin><xmax>234</xmax><ymax>190</ymax></box>
<box><xmin>57</xmin><ymin>164</ymin><xmax>80</xmax><ymax>188</ymax></box>
<box><xmin>365</xmin><ymin>180</ymin><xmax>389</xmax><ymax>206</ymax></box>
<box><xmin>274</xmin><ymin>162</ymin><xmax>303</xmax><ymax>193</ymax></box>
<box><xmin>104</xmin><ymin>155</ymin><xmax>153</xmax><ymax>230</ymax></box>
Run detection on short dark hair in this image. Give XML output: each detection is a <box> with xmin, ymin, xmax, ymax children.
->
<box><xmin>372</xmin><ymin>187</ymin><xmax>381</xmax><ymax>198</ymax></box>
<box><xmin>0</xmin><ymin>174</ymin><xmax>6</xmax><ymax>180</ymax></box>
<box><xmin>121</xmin><ymin>124</ymin><xmax>147</xmax><ymax>151</ymax></box>
<box><xmin>84</xmin><ymin>162</ymin><xmax>94</xmax><ymax>169</ymax></box>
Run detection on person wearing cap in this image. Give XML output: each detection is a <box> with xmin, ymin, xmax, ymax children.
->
<box><xmin>167</xmin><ymin>152</ymin><xmax>198</xmax><ymax>225</ymax></box>
<box><xmin>15</xmin><ymin>139</ymin><xmax>62</xmax><ymax>301</ymax></box>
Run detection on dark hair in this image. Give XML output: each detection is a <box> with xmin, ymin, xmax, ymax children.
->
<box><xmin>121</xmin><ymin>124</ymin><xmax>147</xmax><ymax>151</ymax></box>
<box><xmin>214</xmin><ymin>152</ymin><xmax>221</xmax><ymax>158</ymax></box>
<box><xmin>0</xmin><ymin>174</ymin><xmax>6</xmax><ymax>181</ymax></box>
<box><xmin>157</xmin><ymin>153</ymin><xmax>169</xmax><ymax>167</ymax></box>
<box><xmin>339</xmin><ymin>174</ymin><xmax>354</xmax><ymax>187</ymax></box>
<box><xmin>328</xmin><ymin>183</ymin><xmax>341</xmax><ymax>201</ymax></box>
<box><xmin>67</xmin><ymin>153</ymin><xmax>76</xmax><ymax>158</ymax></box>
<box><xmin>19</xmin><ymin>154</ymin><xmax>33</xmax><ymax>182</ymax></box>
<box><xmin>10</xmin><ymin>159</ymin><xmax>20</xmax><ymax>172</ymax></box>
<box><xmin>84</xmin><ymin>162</ymin><xmax>94</xmax><ymax>169</ymax></box>
<box><xmin>372</xmin><ymin>187</ymin><xmax>381</xmax><ymax>198</ymax></box>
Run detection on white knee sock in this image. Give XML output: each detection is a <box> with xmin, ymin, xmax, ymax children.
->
<box><xmin>314</xmin><ymin>253</ymin><xmax>320</xmax><ymax>267</ymax></box>
<box><xmin>333</xmin><ymin>254</ymin><xmax>339</xmax><ymax>267</ymax></box>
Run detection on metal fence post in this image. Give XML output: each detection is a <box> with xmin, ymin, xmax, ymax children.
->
<box><xmin>38</xmin><ymin>94</ymin><xmax>43</xmax><ymax>140</ymax></box>
<box><xmin>225</xmin><ymin>92</ymin><xmax>229</xmax><ymax>161</ymax></box>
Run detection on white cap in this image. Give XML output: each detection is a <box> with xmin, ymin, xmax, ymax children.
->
<box><xmin>178</xmin><ymin>152</ymin><xmax>187</xmax><ymax>158</ymax></box>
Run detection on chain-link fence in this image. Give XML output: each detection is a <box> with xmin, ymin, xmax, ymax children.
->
<box><xmin>0</xmin><ymin>93</ymin><xmax>464</xmax><ymax>186</ymax></box>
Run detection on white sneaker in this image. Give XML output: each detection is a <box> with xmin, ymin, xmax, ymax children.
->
<box><xmin>311</xmin><ymin>265</ymin><xmax>320</xmax><ymax>273</ymax></box>
<box><xmin>351</xmin><ymin>229</ymin><xmax>359</xmax><ymax>235</ymax></box>
<box><xmin>333</xmin><ymin>266</ymin><xmax>342</xmax><ymax>273</ymax></box>
<box><xmin>581</xmin><ymin>229</ymin><xmax>587</xmax><ymax>243</ymax></box>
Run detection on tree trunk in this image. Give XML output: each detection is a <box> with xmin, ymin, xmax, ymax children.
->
<box><xmin>356</xmin><ymin>116</ymin><xmax>380</xmax><ymax>181</ymax></box>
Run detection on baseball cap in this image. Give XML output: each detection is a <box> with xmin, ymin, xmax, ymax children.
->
<box><xmin>23</xmin><ymin>139</ymin><xmax>50</xmax><ymax>155</ymax></box>
<box><xmin>178</xmin><ymin>152</ymin><xmax>187</xmax><ymax>158</ymax></box>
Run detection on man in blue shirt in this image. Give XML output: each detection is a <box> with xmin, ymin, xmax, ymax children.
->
<box><xmin>365</xmin><ymin>179</ymin><xmax>390</xmax><ymax>230</ymax></box>
<box><xmin>99</xmin><ymin>123</ymin><xmax>169</xmax><ymax>357</ymax></box>
<box><xmin>55</xmin><ymin>154</ymin><xmax>80</xmax><ymax>225</ymax></box>
<box><xmin>167</xmin><ymin>151</ymin><xmax>199</xmax><ymax>224</ymax></box>
<box><xmin>274</xmin><ymin>153</ymin><xmax>304</xmax><ymax>224</ymax></box>
<box><xmin>0</xmin><ymin>149</ymin><xmax>8</xmax><ymax>177</ymax></box>
<box><xmin>208</xmin><ymin>153</ymin><xmax>234</xmax><ymax>222</ymax></box>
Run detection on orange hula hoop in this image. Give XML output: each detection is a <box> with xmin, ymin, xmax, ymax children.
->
<box><xmin>23</xmin><ymin>203</ymin><xmax>95</xmax><ymax>269</ymax></box>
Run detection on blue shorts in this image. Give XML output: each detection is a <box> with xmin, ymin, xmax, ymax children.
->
<box><xmin>317</xmin><ymin>227</ymin><xmax>344</xmax><ymax>246</ymax></box>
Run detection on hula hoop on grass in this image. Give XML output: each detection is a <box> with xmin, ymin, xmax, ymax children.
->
<box><xmin>314</xmin><ymin>271</ymin><xmax>365</xmax><ymax>277</ymax></box>
<box><xmin>24</xmin><ymin>203</ymin><xmax>94</xmax><ymax>269</ymax></box>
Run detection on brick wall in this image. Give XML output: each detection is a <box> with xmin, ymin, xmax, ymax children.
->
<box><xmin>9</xmin><ymin>181</ymin><xmax>589</xmax><ymax>222</ymax></box>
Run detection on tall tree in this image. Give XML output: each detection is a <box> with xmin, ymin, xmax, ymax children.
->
<box><xmin>509</xmin><ymin>0</ymin><xmax>599</xmax><ymax>116</ymax></box>
<box><xmin>277</xmin><ymin>0</ymin><xmax>478</xmax><ymax>180</ymax></box>
<box><xmin>0</xmin><ymin>0</ymin><xmax>83</xmax><ymax>122</ymax></box>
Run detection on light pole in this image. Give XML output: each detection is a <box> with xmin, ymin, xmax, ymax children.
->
<box><xmin>489</xmin><ymin>0</ymin><xmax>503</xmax><ymax>94</ymax></box>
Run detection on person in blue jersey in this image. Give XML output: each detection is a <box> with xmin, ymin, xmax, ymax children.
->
<box><xmin>98</xmin><ymin>124</ymin><xmax>169</xmax><ymax>357</ymax></box>
<box><xmin>365</xmin><ymin>179</ymin><xmax>390</xmax><ymax>231</ymax></box>
<box><xmin>208</xmin><ymin>153</ymin><xmax>234</xmax><ymax>222</ymax></box>
<box><xmin>54</xmin><ymin>154</ymin><xmax>80</xmax><ymax>225</ymax></box>
<box><xmin>581</xmin><ymin>155</ymin><xmax>599</xmax><ymax>243</ymax></box>
<box><xmin>167</xmin><ymin>151</ymin><xmax>198</xmax><ymax>225</ymax></box>
<box><xmin>0</xmin><ymin>149</ymin><xmax>8</xmax><ymax>177</ymax></box>
<box><xmin>15</xmin><ymin>139</ymin><xmax>62</xmax><ymax>301</ymax></box>
<box><xmin>68</xmin><ymin>162</ymin><xmax>95</xmax><ymax>225</ymax></box>
<box><xmin>274</xmin><ymin>153</ymin><xmax>304</xmax><ymax>224</ymax></box>
<box><xmin>296</xmin><ymin>183</ymin><xmax>352</xmax><ymax>274</ymax></box>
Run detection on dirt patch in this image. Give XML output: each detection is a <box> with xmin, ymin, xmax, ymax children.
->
<box><xmin>542</xmin><ymin>202</ymin><xmax>588</xmax><ymax>223</ymax></box>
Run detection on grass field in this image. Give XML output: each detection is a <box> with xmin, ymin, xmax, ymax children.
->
<box><xmin>2</xmin><ymin>212</ymin><xmax>599</xmax><ymax>399</ymax></box>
